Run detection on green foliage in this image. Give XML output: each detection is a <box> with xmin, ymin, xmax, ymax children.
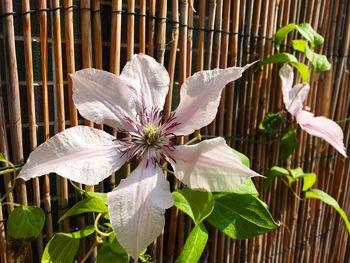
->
<box><xmin>305</xmin><ymin>189</ymin><xmax>350</xmax><ymax>234</ymax></box>
<box><xmin>84</xmin><ymin>191</ymin><xmax>108</xmax><ymax>204</ymax></box>
<box><xmin>173</xmin><ymin>188</ymin><xmax>214</xmax><ymax>225</ymax></box>
<box><xmin>207</xmin><ymin>193</ymin><xmax>279</xmax><ymax>239</ymax></box>
<box><xmin>175</xmin><ymin>224</ymin><xmax>208</xmax><ymax>263</ymax></box>
<box><xmin>258</xmin><ymin>53</ymin><xmax>309</xmax><ymax>82</ymax></box>
<box><xmin>41</xmin><ymin>233</ymin><xmax>80</xmax><ymax>263</ymax></box>
<box><xmin>7</xmin><ymin>205</ymin><xmax>45</xmax><ymax>239</ymax></box>
<box><xmin>232</xmin><ymin>148</ymin><xmax>250</xmax><ymax>168</ymax></box>
<box><xmin>0</xmin><ymin>152</ymin><xmax>5</xmax><ymax>162</ymax></box>
<box><xmin>97</xmin><ymin>234</ymin><xmax>130</xmax><ymax>263</ymax></box>
<box><xmin>280</xmin><ymin>128</ymin><xmax>298</xmax><ymax>159</ymax></box>
<box><xmin>264</xmin><ymin>166</ymin><xmax>290</xmax><ymax>192</ymax></box>
<box><xmin>259</xmin><ymin>112</ymin><xmax>284</xmax><ymax>135</ymax></box>
<box><xmin>275</xmin><ymin>23</ymin><xmax>324</xmax><ymax>48</ymax></box>
<box><xmin>302</xmin><ymin>173</ymin><xmax>317</xmax><ymax>191</ymax></box>
<box><xmin>60</xmin><ymin>196</ymin><xmax>108</xmax><ymax>222</ymax></box>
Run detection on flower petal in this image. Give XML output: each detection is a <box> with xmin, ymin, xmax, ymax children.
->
<box><xmin>296</xmin><ymin>110</ymin><xmax>347</xmax><ymax>157</ymax></box>
<box><xmin>279</xmin><ymin>64</ymin><xmax>310</xmax><ymax>115</ymax></box>
<box><xmin>18</xmin><ymin>126</ymin><xmax>127</xmax><ymax>184</ymax></box>
<box><xmin>71</xmin><ymin>68</ymin><xmax>139</xmax><ymax>130</ymax></box>
<box><xmin>107</xmin><ymin>160</ymin><xmax>173</xmax><ymax>259</ymax></box>
<box><xmin>168</xmin><ymin>137</ymin><xmax>262</xmax><ymax>192</ymax></box>
<box><xmin>120</xmin><ymin>54</ymin><xmax>170</xmax><ymax>112</ymax></box>
<box><xmin>171</xmin><ymin>63</ymin><xmax>254</xmax><ymax>136</ymax></box>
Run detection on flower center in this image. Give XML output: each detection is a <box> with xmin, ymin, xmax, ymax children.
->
<box><xmin>143</xmin><ymin>123</ymin><xmax>158</xmax><ymax>145</ymax></box>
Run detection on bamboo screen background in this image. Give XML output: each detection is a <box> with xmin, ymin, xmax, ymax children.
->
<box><xmin>0</xmin><ymin>0</ymin><xmax>349</xmax><ymax>262</ymax></box>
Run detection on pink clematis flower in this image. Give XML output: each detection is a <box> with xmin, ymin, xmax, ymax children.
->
<box><xmin>279</xmin><ymin>63</ymin><xmax>347</xmax><ymax>157</ymax></box>
<box><xmin>18</xmin><ymin>54</ymin><xmax>261</xmax><ymax>258</ymax></box>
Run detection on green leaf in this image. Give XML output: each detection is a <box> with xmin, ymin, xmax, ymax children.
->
<box><xmin>60</xmin><ymin>225</ymin><xmax>95</xmax><ymax>239</ymax></box>
<box><xmin>175</xmin><ymin>224</ymin><xmax>208</xmax><ymax>263</ymax></box>
<box><xmin>304</xmin><ymin>45</ymin><xmax>331</xmax><ymax>73</ymax></box>
<box><xmin>302</xmin><ymin>173</ymin><xmax>317</xmax><ymax>191</ymax></box>
<box><xmin>84</xmin><ymin>191</ymin><xmax>107</xmax><ymax>204</ymax></box>
<box><xmin>173</xmin><ymin>188</ymin><xmax>214</xmax><ymax>225</ymax></box>
<box><xmin>60</xmin><ymin>197</ymin><xmax>108</xmax><ymax>222</ymax></box>
<box><xmin>0</xmin><ymin>152</ymin><xmax>6</xmax><ymax>162</ymax></box>
<box><xmin>41</xmin><ymin>233</ymin><xmax>80</xmax><ymax>263</ymax></box>
<box><xmin>292</xmin><ymin>39</ymin><xmax>307</xmax><ymax>52</ymax></box>
<box><xmin>259</xmin><ymin>54</ymin><xmax>309</xmax><ymax>82</ymax></box>
<box><xmin>207</xmin><ymin>193</ymin><xmax>279</xmax><ymax>239</ymax></box>
<box><xmin>275</xmin><ymin>23</ymin><xmax>297</xmax><ymax>48</ymax></box>
<box><xmin>264</xmin><ymin>166</ymin><xmax>289</xmax><ymax>192</ymax></box>
<box><xmin>305</xmin><ymin>189</ymin><xmax>350</xmax><ymax>233</ymax></box>
<box><xmin>280</xmin><ymin>128</ymin><xmax>298</xmax><ymax>159</ymax></box>
<box><xmin>258</xmin><ymin>112</ymin><xmax>283</xmax><ymax>135</ymax></box>
<box><xmin>7</xmin><ymin>205</ymin><xmax>45</xmax><ymax>239</ymax></box>
<box><xmin>288</xmin><ymin>167</ymin><xmax>304</xmax><ymax>180</ymax></box>
<box><xmin>297</xmin><ymin>23</ymin><xmax>324</xmax><ymax>47</ymax></box>
<box><xmin>232</xmin><ymin>148</ymin><xmax>250</xmax><ymax>168</ymax></box>
<box><xmin>97</xmin><ymin>235</ymin><xmax>129</xmax><ymax>263</ymax></box>
<box><xmin>226</xmin><ymin>179</ymin><xmax>259</xmax><ymax>196</ymax></box>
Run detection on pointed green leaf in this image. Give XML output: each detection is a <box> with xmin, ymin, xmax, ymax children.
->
<box><xmin>7</xmin><ymin>205</ymin><xmax>45</xmax><ymax>239</ymax></box>
<box><xmin>232</xmin><ymin>148</ymin><xmax>250</xmax><ymax>168</ymax></box>
<box><xmin>227</xmin><ymin>179</ymin><xmax>259</xmax><ymax>196</ymax></box>
<box><xmin>288</xmin><ymin>167</ymin><xmax>304</xmax><ymax>180</ymax></box>
<box><xmin>0</xmin><ymin>153</ymin><xmax>6</xmax><ymax>162</ymax></box>
<box><xmin>258</xmin><ymin>112</ymin><xmax>283</xmax><ymax>135</ymax></box>
<box><xmin>302</xmin><ymin>173</ymin><xmax>317</xmax><ymax>191</ymax></box>
<box><xmin>60</xmin><ymin>197</ymin><xmax>108</xmax><ymax>222</ymax></box>
<box><xmin>60</xmin><ymin>225</ymin><xmax>95</xmax><ymax>239</ymax></box>
<box><xmin>84</xmin><ymin>191</ymin><xmax>107</xmax><ymax>204</ymax></box>
<box><xmin>207</xmin><ymin>193</ymin><xmax>279</xmax><ymax>239</ymax></box>
<box><xmin>41</xmin><ymin>233</ymin><xmax>80</xmax><ymax>263</ymax></box>
<box><xmin>305</xmin><ymin>189</ymin><xmax>350</xmax><ymax>233</ymax></box>
<box><xmin>275</xmin><ymin>23</ymin><xmax>297</xmax><ymax>48</ymax></box>
<box><xmin>175</xmin><ymin>224</ymin><xmax>208</xmax><ymax>263</ymax></box>
<box><xmin>264</xmin><ymin>166</ymin><xmax>290</xmax><ymax>192</ymax></box>
<box><xmin>97</xmin><ymin>234</ymin><xmax>129</xmax><ymax>263</ymax></box>
<box><xmin>290</xmin><ymin>62</ymin><xmax>309</xmax><ymax>82</ymax></box>
<box><xmin>280</xmin><ymin>128</ymin><xmax>298</xmax><ymax>159</ymax></box>
<box><xmin>173</xmin><ymin>188</ymin><xmax>214</xmax><ymax>225</ymax></box>
<box><xmin>292</xmin><ymin>39</ymin><xmax>307</xmax><ymax>52</ymax></box>
<box><xmin>297</xmin><ymin>23</ymin><xmax>324</xmax><ymax>47</ymax></box>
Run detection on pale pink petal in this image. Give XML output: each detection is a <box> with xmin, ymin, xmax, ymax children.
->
<box><xmin>296</xmin><ymin>110</ymin><xmax>347</xmax><ymax>157</ymax></box>
<box><xmin>168</xmin><ymin>137</ymin><xmax>262</xmax><ymax>191</ymax></box>
<box><xmin>120</xmin><ymin>54</ymin><xmax>170</xmax><ymax>112</ymax></box>
<box><xmin>107</xmin><ymin>160</ymin><xmax>173</xmax><ymax>259</ymax></box>
<box><xmin>171</xmin><ymin>63</ymin><xmax>254</xmax><ymax>136</ymax></box>
<box><xmin>71</xmin><ymin>68</ymin><xmax>139</xmax><ymax>130</ymax></box>
<box><xmin>279</xmin><ymin>64</ymin><xmax>310</xmax><ymax>115</ymax></box>
<box><xmin>18</xmin><ymin>126</ymin><xmax>127</xmax><ymax>185</ymax></box>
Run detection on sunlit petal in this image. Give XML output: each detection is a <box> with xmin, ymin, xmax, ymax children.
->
<box><xmin>18</xmin><ymin>126</ymin><xmax>127</xmax><ymax>185</ymax></box>
<box><xmin>120</xmin><ymin>54</ymin><xmax>170</xmax><ymax>112</ymax></box>
<box><xmin>71</xmin><ymin>68</ymin><xmax>138</xmax><ymax>130</ymax></box>
<box><xmin>168</xmin><ymin>137</ymin><xmax>262</xmax><ymax>191</ymax></box>
<box><xmin>296</xmin><ymin>110</ymin><xmax>347</xmax><ymax>157</ymax></box>
<box><xmin>171</xmin><ymin>63</ymin><xmax>254</xmax><ymax>136</ymax></box>
<box><xmin>107</xmin><ymin>160</ymin><xmax>173</xmax><ymax>259</ymax></box>
<box><xmin>279</xmin><ymin>64</ymin><xmax>310</xmax><ymax>115</ymax></box>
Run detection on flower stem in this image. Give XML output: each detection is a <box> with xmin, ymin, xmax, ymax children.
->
<box><xmin>81</xmin><ymin>239</ymin><xmax>100</xmax><ymax>263</ymax></box>
<box><xmin>185</xmin><ymin>133</ymin><xmax>202</xmax><ymax>145</ymax></box>
<box><xmin>94</xmin><ymin>213</ymin><xmax>113</xmax><ymax>237</ymax></box>
<box><xmin>1</xmin><ymin>202</ymin><xmax>21</xmax><ymax>207</ymax></box>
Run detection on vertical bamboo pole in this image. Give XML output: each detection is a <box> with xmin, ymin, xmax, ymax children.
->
<box><xmin>186</xmin><ymin>3</ymin><xmax>193</xmax><ymax>77</ymax></box>
<box><xmin>147</xmin><ymin>0</ymin><xmax>156</xmax><ymax>56</ymax></box>
<box><xmin>195</xmin><ymin>0</ymin><xmax>206</xmax><ymax>73</ymax></box>
<box><xmin>127</xmin><ymin>0</ymin><xmax>135</xmax><ymax>61</ymax></box>
<box><xmin>39</xmin><ymin>0</ymin><xmax>54</xmax><ymax>240</ymax></box>
<box><xmin>1</xmin><ymin>0</ymin><xmax>27</xmax><ymax>206</ymax></box>
<box><xmin>64</xmin><ymin>0</ymin><xmax>78</xmax><ymax>126</ymax></box>
<box><xmin>21</xmin><ymin>0</ymin><xmax>44</xmax><ymax>256</ymax></box>
<box><xmin>110</xmin><ymin>0</ymin><xmax>122</xmax><ymax>76</ymax></box>
<box><xmin>205</xmin><ymin>0</ymin><xmax>217</xmax><ymax>70</ymax></box>
<box><xmin>139</xmin><ymin>0</ymin><xmax>146</xmax><ymax>53</ymax></box>
<box><xmin>156</xmin><ymin>1</ymin><xmax>167</xmax><ymax>64</ymax></box>
<box><xmin>51</xmin><ymin>0</ymin><xmax>69</xmax><ymax>232</ymax></box>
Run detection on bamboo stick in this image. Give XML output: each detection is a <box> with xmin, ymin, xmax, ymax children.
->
<box><xmin>110</xmin><ymin>0</ymin><xmax>122</xmax><ymax>76</ymax></box>
<box><xmin>127</xmin><ymin>0</ymin><xmax>135</xmax><ymax>61</ymax></box>
<box><xmin>51</xmin><ymin>0</ymin><xmax>69</xmax><ymax>232</ymax></box>
<box><xmin>156</xmin><ymin>1</ymin><xmax>167</xmax><ymax>64</ymax></box>
<box><xmin>147</xmin><ymin>0</ymin><xmax>156</xmax><ymax>56</ymax></box>
<box><xmin>139</xmin><ymin>0</ymin><xmax>146</xmax><ymax>53</ymax></box>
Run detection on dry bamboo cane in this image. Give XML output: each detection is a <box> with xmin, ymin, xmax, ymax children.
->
<box><xmin>51</xmin><ymin>0</ymin><xmax>70</xmax><ymax>232</ymax></box>
<box><xmin>109</xmin><ymin>0</ymin><xmax>122</xmax><ymax>189</ymax></box>
<box><xmin>164</xmin><ymin>3</ymin><xmax>178</xmax><ymax>262</ymax></box>
<box><xmin>147</xmin><ymin>0</ymin><xmax>156</xmax><ymax>56</ymax></box>
<box><xmin>39</xmin><ymin>0</ymin><xmax>54</xmax><ymax>240</ymax></box>
<box><xmin>0</xmin><ymin>203</ymin><xmax>6</xmax><ymax>263</ymax></box>
<box><xmin>186</xmin><ymin>2</ymin><xmax>193</xmax><ymax>78</ymax></box>
<box><xmin>204</xmin><ymin>0</ymin><xmax>217</xmax><ymax>71</ymax></box>
<box><xmin>80</xmin><ymin>0</ymin><xmax>94</xmax><ymax>129</ymax></box>
<box><xmin>21</xmin><ymin>0</ymin><xmax>44</xmax><ymax>257</ymax></box>
<box><xmin>92</xmin><ymin>0</ymin><xmax>103</xmax><ymax>130</ymax></box>
<box><xmin>195</xmin><ymin>0</ymin><xmax>206</xmax><ymax>73</ymax></box>
<box><xmin>139</xmin><ymin>0</ymin><xmax>146</xmax><ymax>53</ymax></box>
<box><xmin>156</xmin><ymin>1</ymin><xmax>167</xmax><ymax>64</ymax></box>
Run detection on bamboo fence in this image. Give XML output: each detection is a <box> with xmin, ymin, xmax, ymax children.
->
<box><xmin>0</xmin><ymin>0</ymin><xmax>349</xmax><ymax>262</ymax></box>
